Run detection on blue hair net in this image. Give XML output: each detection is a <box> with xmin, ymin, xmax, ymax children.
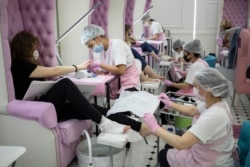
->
<box><xmin>173</xmin><ymin>39</ymin><xmax>184</xmax><ymax>50</ymax></box>
<box><xmin>183</xmin><ymin>39</ymin><xmax>202</xmax><ymax>54</ymax></box>
<box><xmin>81</xmin><ymin>24</ymin><xmax>105</xmax><ymax>44</ymax></box>
<box><xmin>194</xmin><ymin>68</ymin><xmax>230</xmax><ymax>98</ymax></box>
<box><xmin>141</xmin><ymin>14</ymin><xmax>151</xmax><ymax>22</ymax></box>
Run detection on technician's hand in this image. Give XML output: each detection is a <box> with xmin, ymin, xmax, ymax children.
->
<box><xmin>143</xmin><ymin>112</ymin><xmax>160</xmax><ymax>133</ymax></box>
<box><xmin>87</xmin><ymin>62</ymin><xmax>101</xmax><ymax>72</ymax></box>
<box><xmin>173</xmin><ymin>59</ymin><xmax>178</xmax><ymax>64</ymax></box>
<box><xmin>87</xmin><ymin>67</ymin><xmax>99</xmax><ymax>74</ymax></box>
<box><xmin>158</xmin><ymin>93</ymin><xmax>173</xmax><ymax>108</ymax></box>
<box><xmin>175</xmin><ymin>69</ymin><xmax>185</xmax><ymax>76</ymax></box>
<box><xmin>164</xmin><ymin>79</ymin><xmax>173</xmax><ymax>86</ymax></box>
<box><xmin>78</xmin><ymin>60</ymin><xmax>93</xmax><ymax>70</ymax></box>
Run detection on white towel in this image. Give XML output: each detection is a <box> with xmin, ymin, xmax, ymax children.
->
<box><xmin>107</xmin><ymin>91</ymin><xmax>160</xmax><ymax>117</ymax></box>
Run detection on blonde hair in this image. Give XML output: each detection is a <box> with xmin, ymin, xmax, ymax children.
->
<box><xmin>221</xmin><ymin>19</ymin><xmax>232</xmax><ymax>31</ymax></box>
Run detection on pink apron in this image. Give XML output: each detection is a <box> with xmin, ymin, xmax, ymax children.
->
<box><xmin>105</xmin><ymin>40</ymin><xmax>139</xmax><ymax>98</ymax></box>
<box><xmin>167</xmin><ymin>101</ymin><xmax>233</xmax><ymax>167</ymax></box>
<box><xmin>196</xmin><ymin>58</ymin><xmax>209</xmax><ymax>67</ymax></box>
<box><xmin>158</xmin><ymin>32</ymin><xmax>167</xmax><ymax>47</ymax></box>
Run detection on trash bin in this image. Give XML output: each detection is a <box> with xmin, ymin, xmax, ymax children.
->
<box><xmin>76</xmin><ymin>137</ymin><xmax>126</xmax><ymax>167</ymax></box>
<box><xmin>175</xmin><ymin>116</ymin><xmax>192</xmax><ymax>129</ymax></box>
<box><xmin>204</xmin><ymin>55</ymin><xmax>216</xmax><ymax>68</ymax></box>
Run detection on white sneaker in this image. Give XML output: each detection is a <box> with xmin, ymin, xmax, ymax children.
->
<box><xmin>99</xmin><ymin>117</ymin><xmax>125</xmax><ymax>134</ymax></box>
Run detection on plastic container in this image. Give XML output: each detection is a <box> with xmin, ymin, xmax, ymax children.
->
<box><xmin>162</xmin><ymin>125</ymin><xmax>176</xmax><ymax>134</ymax></box>
<box><xmin>175</xmin><ymin>116</ymin><xmax>192</xmax><ymax>129</ymax></box>
<box><xmin>76</xmin><ymin>137</ymin><xmax>126</xmax><ymax>167</ymax></box>
<box><xmin>204</xmin><ymin>55</ymin><xmax>216</xmax><ymax>68</ymax></box>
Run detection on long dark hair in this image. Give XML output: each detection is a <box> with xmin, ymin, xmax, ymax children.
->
<box><xmin>10</xmin><ymin>31</ymin><xmax>39</xmax><ymax>63</ymax></box>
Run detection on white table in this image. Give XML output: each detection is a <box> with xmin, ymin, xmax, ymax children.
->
<box><xmin>0</xmin><ymin>146</ymin><xmax>26</xmax><ymax>167</ymax></box>
<box><xmin>68</xmin><ymin>74</ymin><xmax>119</xmax><ymax>109</ymax></box>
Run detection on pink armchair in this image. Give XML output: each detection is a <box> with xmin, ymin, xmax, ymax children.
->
<box><xmin>231</xmin><ymin>29</ymin><xmax>250</xmax><ymax>113</ymax></box>
<box><xmin>0</xmin><ymin>0</ymin><xmax>92</xmax><ymax>167</ymax></box>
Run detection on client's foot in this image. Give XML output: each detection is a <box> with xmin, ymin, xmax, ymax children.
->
<box><xmin>142</xmin><ymin>78</ymin><xmax>160</xmax><ymax>83</ymax></box>
<box><xmin>99</xmin><ymin>116</ymin><xmax>130</xmax><ymax>134</ymax></box>
<box><xmin>139</xmin><ymin>123</ymin><xmax>152</xmax><ymax>137</ymax></box>
<box><xmin>156</xmin><ymin>75</ymin><xmax>166</xmax><ymax>80</ymax></box>
<box><xmin>159</xmin><ymin>53</ymin><xmax>173</xmax><ymax>61</ymax></box>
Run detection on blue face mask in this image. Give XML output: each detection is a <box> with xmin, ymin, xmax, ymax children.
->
<box><xmin>93</xmin><ymin>43</ymin><xmax>104</xmax><ymax>53</ymax></box>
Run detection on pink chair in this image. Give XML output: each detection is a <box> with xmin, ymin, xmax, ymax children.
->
<box><xmin>0</xmin><ymin>0</ymin><xmax>92</xmax><ymax>167</ymax></box>
<box><xmin>231</xmin><ymin>29</ymin><xmax>250</xmax><ymax>113</ymax></box>
<box><xmin>125</xmin><ymin>0</ymin><xmax>135</xmax><ymax>26</ymax></box>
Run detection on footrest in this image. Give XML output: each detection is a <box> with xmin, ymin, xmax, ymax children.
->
<box><xmin>97</xmin><ymin>133</ymin><xmax>128</xmax><ymax>149</ymax></box>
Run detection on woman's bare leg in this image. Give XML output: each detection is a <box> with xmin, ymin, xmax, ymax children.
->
<box><xmin>144</xmin><ymin>66</ymin><xmax>165</xmax><ymax>80</ymax></box>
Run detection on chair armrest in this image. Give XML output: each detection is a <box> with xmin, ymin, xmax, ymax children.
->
<box><xmin>8</xmin><ymin>99</ymin><xmax>58</xmax><ymax>128</ymax></box>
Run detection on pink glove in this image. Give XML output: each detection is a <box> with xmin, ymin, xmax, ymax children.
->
<box><xmin>87</xmin><ymin>67</ymin><xmax>99</xmax><ymax>73</ymax></box>
<box><xmin>87</xmin><ymin>62</ymin><xmax>101</xmax><ymax>71</ymax></box>
<box><xmin>173</xmin><ymin>59</ymin><xmax>178</xmax><ymax>64</ymax></box>
<box><xmin>158</xmin><ymin>93</ymin><xmax>173</xmax><ymax>108</ymax></box>
<box><xmin>143</xmin><ymin>112</ymin><xmax>160</xmax><ymax>133</ymax></box>
<box><xmin>175</xmin><ymin>69</ymin><xmax>185</xmax><ymax>76</ymax></box>
<box><xmin>164</xmin><ymin>79</ymin><xmax>173</xmax><ymax>86</ymax></box>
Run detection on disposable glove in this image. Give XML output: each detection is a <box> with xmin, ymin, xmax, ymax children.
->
<box><xmin>164</xmin><ymin>79</ymin><xmax>173</xmax><ymax>86</ymax></box>
<box><xmin>175</xmin><ymin>68</ymin><xmax>185</xmax><ymax>76</ymax></box>
<box><xmin>87</xmin><ymin>67</ymin><xmax>99</xmax><ymax>73</ymax></box>
<box><xmin>143</xmin><ymin>112</ymin><xmax>160</xmax><ymax>133</ymax></box>
<box><xmin>158</xmin><ymin>93</ymin><xmax>173</xmax><ymax>108</ymax></box>
<box><xmin>87</xmin><ymin>62</ymin><xmax>101</xmax><ymax>72</ymax></box>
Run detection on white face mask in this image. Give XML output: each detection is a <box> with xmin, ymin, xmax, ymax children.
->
<box><xmin>33</xmin><ymin>50</ymin><xmax>39</xmax><ymax>60</ymax></box>
<box><xmin>144</xmin><ymin>22</ymin><xmax>150</xmax><ymax>27</ymax></box>
<box><xmin>193</xmin><ymin>87</ymin><xmax>206</xmax><ymax>101</ymax></box>
<box><xmin>175</xmin><ymin>50</ymin><xmax>184</xmax><ymax>58</ymax></box>
<box><xmin>178</xmin><ymin>51</ymin><xmax>184</xmax><ymax>57</ymax></box>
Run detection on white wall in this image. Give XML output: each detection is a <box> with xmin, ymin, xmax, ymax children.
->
<box><xmin>56</xmin><ymin>0</ymin><xmax>220</xmax><ymax>65</ymax></box>
<box><xmin>56</xmin><ymin>0</ymin><xmax>126</xmax><ymax>65</ymax></box>
<box><xmin>133</xmin><ymin>0</ymin><xmax>147</xmax><ymax>38</ymax></box>
<box><xmin>108</xmin><ymin>0</ymin><xmax>126</xmax><ymax>39</ymax></box>
<box><xmin>151</xmin><ymin>0</ymin><xmax>219</xmax><ymax>55</ymax></box>
<box><xmin>57</xmin><ymin>0</ymin><xmax>90</xmax><ymax>65</ymax></box>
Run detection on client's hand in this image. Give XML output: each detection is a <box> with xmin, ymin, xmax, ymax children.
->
<box><xmin>79</xmin><ymin>60</ymin><xmax>94</xmax><ymax>70</ymax></box>
<box><xmin>143</xmin><ymin>112</ymin><xmax>160</xmax><ymax>133</ymax></box>
<box><xmin>164</xmin><ymin>79</ymin><xmax>173</xmax><ymax>86</ymax></box>
<box><xmin>158</xmin><ymin>93</ymin><xmax>173</xmax><ymax>108</ymax></box>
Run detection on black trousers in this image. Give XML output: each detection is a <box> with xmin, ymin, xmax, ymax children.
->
<box><xmin>38</xmin><ymin>78</ymin><xmax>141</xmax><ymax>132</ymax></box>
<box><xmin>158</xmin><ymin>144</ymin><xmax>173</xmax><ymax>167</ymax></box>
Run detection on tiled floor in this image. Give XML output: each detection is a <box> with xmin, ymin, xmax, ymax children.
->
<box><xmin>69</xmin><ymin>68</ymin><xmax>250</xmax><ymax>167</ymax></box>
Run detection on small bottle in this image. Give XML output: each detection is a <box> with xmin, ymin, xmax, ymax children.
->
<box><xmin>162</xmin><ymin>125</ymin><xmax>176</xmax><ymax>134</ymax></box>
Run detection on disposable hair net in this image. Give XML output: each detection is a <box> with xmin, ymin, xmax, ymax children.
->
<box><xmin>141</xmin><ymin>14</ymin><xmax>151</xmax><ymax>22</ymax></box>
<box><xmin>173</xmin><ymin>39</ymin><xmax>184</xmax><ymax>49</ymax></box>
<box><xmin>194</xmin><ymin>68</ymin><xmax>230</xmax><ymax>98</ymax></box>
<box><xmin>183</xmin><ymin>39</ymin><xmax>202</xmax><ymax>54</ymax></box>
<box><xmin>81</xmin><ymin>24</ymin><xmax>105</xmax><ymax>44</ymax></box>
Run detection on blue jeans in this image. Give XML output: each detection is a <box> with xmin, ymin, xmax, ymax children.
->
<box><xmin>140</xmin><ymin>42</ymin><xmax>160</xmax><ymax>55</ymax></box>
<box><xmin>131</xmin><ymin>47</ymin><xmax>147</xmax><ymax>70</ymax></box>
